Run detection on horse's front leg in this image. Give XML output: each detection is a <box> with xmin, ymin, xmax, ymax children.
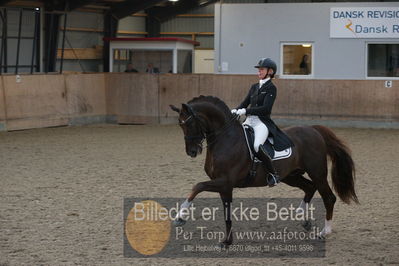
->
<box><xmin>174</xmin><ymin>178</ymin><xmax>230</xmax><ymax>226</ymax></box>
<box><xmin>220</xmin><ymin>191</ymin><xmax>233</xmax><ymax>247</ymax></box>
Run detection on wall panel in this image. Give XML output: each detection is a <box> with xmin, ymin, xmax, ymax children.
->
<box><xmin>159</xmin><ymin>74</ymin><xmax>201</xmax><ymax>123</ymax></box>
<box><xmin>3</xmin><ymin>75</ymin><xmax>69</xmax><ymax>130</ymax></box>
<box><xmin>0</xmin><ymin>74</ymin><xmax>397</xmax><ymax>131</ymax></box>
<box><xmin>106</xmin><ymin>73</ymin><xmax>159</xmax><ymax>124</ymax></box>
<box><xmin>65</xmin><ymin>74</ymin><xmax>107</xmax><ymax>124</ymax></box>
<box><xmin>0</xmin><ymin>77</ymin><xmax>6</xmax><ymax>130</ymax></box>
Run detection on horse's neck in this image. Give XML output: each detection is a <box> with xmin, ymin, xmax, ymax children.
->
<box><xmin>201</xmin><ymin>108</ymin><xmax>242</xmax><ymax>146</ymax></box>
<box><xmin>195</xmin><ymin>103</ymin><xmax>242</xmax><ymax>148</ymax></box>
<box><xmin>199</xmin><ymin>107</ymin><xmax>228</xmax><ymax>132</ymax></box>
<box><xmin>205</xmin><ymin>121</ymin><xmax>243</xmax><ymax>169</ymax></box>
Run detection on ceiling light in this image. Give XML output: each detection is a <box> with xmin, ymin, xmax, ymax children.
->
<box><xmin>169</xmin><ymin>0</ymin><xmax>179</xmax><ymax>2</ymax></box>
<box><xmin>302</xmin><ymin>44</ymin><xmax>311</xmax><ymax>48</ymax></box>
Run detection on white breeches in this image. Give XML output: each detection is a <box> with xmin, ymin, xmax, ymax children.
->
<box><xmin>243</xmin><ymin>115</ymin><xmax>269</xmax><ymax>153</ymax></box>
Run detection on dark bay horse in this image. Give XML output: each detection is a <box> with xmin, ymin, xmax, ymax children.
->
<box><xmin>170</xmin><ymin>95</ymin><xmax>358</xmax><ymax>245</ymax></box>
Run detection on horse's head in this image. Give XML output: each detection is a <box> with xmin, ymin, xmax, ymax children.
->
<box><xmin>170</xmin><ymin>103</ymin><xmax>204</xmax><ymax>158</ymax></box>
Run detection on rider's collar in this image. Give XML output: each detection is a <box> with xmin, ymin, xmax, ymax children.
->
<box><xmin>259</xmin><ymin>77</ymin><xmax>270</xmax><ymax>87</ymax></box>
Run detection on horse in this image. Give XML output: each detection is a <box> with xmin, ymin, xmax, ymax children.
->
<box><xmin>170</xmin><ymin>95</ymin><xmax>358</xmax><ymax>246</ymax></box>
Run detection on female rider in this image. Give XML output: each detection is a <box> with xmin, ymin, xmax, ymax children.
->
<box><xmin>232</xmin><ymin>58</ymin><xmax>292</xmax><ymax>187</ymax></box>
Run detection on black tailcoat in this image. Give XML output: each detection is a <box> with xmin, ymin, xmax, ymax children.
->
<box><xmin>237</xmin><ymin>80</ymin><xmax>293</xmax><ymax>150</ymax></box>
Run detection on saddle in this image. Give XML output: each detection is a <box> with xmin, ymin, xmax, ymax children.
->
<box><xmin>240</xmin><ymin>125</ymin><xmax>292</xmax><ymax>187</ymax></box>
<box><xmin>242</xmin><ymin>125</ymin><xmax>292</xmax><ymax>162</ymax></box>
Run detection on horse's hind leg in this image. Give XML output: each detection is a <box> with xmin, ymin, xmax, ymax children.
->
<box><xmin>283</xmin><ymin>172</ymin><xmax>317</xmax><ymax>204</ymax></box>
<box><xmin>282</xmin><ymin>173</ymin><xmax>317</xmax><ymax>230</ymax></box>
<box><xmin>306</xmin><ymin>164</ymin><xmax>337</xmax><ymax>238</ymax></box>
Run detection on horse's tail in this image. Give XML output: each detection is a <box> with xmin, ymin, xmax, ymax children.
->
<box><xmin>312</xmin><ymin>125</ymin><xmax>359</xmax><ymax>204</ymax></box>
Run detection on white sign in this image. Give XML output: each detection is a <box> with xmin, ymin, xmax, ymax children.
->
<box><xmin>221</xmin><ymin>62</ymin><xmax>229</xmax><ymax>72</ymax></box>
<box><xmin>330</xmin><ymin>7</ymin><xmax>399</xmax><ymax>38</ymax></box>
<box><xmin>385</xmin><ymin>80</ymin><xmax>393</xmax><ymax>88</ymax></box>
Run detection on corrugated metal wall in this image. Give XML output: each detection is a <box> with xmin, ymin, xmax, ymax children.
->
<box><xmin>2</xmin><ymin>1</ymin><xmax>303</xmax><ymax>73</ymax></box>
<box><xmin>161</xmin><ymin>17</ymin><xmax>213</xmax><ymax>33</ymax></box>
<box><xmin>117</xmin><ymin>5</ymin><xmax>215</xmax><ymax>49</ymax></box>
<box><xmin>160</xmin><ymin>5</ymin><xmax>215</xmax><ymax>49</ymax></box>
<box><xmin>0</xmin><ymin>7</ymin><xmax>36</xmax><ymax>73</ymax></box>
<box><xmin>118</xmin><ymin>15</ymin><xmax>146</xmax><ymax>34</ymax></box>
<box><xmin>65</xmin><ymin>11</ymin><xmax>103</xmax><ymax>29</ymax></box>
<box><xmin>186</xmin><ymin>5</ymin><xmax>214</xmax><ymax>14</ymax></box>
<box><xmin>56</xmin><ymin>11</ymin><xmax>104</xmax><ymax>72</ymax></box>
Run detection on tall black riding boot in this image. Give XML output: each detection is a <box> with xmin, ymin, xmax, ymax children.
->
<box><xmin>256</xmin><ymin>145</ymin><xmax>280</xmax><ymax>187</ymax></box>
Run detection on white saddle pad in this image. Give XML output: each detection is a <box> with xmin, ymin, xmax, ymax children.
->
<box><xmin>272</xmin><ymin>147</ymin><xmax>292</xmax><ymax>161</ymax></box>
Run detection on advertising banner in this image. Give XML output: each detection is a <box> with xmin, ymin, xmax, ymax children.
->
<box><xmin>330</xmin><ymin>7</ymin><xmax>399</xmax><ymax>38</ymax></box>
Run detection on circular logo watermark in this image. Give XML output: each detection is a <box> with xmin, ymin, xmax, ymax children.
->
<box><xmin>125</xmin><ymin>200</ymin><xmax>171</xmax><ymax>255</ymax></box>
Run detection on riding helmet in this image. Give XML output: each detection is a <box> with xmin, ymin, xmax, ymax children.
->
<box><xmin>254</xmin><ymin>58</ymin><xmax>277</xmax><ymax>75</ymax></box>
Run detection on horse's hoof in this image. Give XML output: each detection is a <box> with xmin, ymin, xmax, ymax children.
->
<box><xmin>219</xmin><ymin>240</ymin><xmax>232</xmax><ymax>249</ymax></box>
<box><xmin>173</xmin><ymin>218</ymin><xmax>186</xmax><ymax>226</ymax></box>
<box><xmin>317</xmin><ymin>230</ymin><xmax>330</xmax><ymax>239</ymax></box>
<box><xmin>301</xmin><ymin>220</ymin><xmax>312</xmax><ymax>231</ymax></box>
<box><xmin>317</xmin><ymin>227</ymin><xmax>331</xmax><ymax>239</ymax></box>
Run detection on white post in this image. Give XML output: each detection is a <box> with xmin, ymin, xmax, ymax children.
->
<box><xmin>109</xmin><ymin>47</ymin><xmax>113</xmax><ymax>73</ymax></box>
<box><xmin>173</xmin><ymin>48</ymin><xmax>178</xmax><ymax>73</ymax></box>
<box><xmin>39</xmin><ymin>8</ymin><xmax>44</xmax><ymax>72</ymax></box>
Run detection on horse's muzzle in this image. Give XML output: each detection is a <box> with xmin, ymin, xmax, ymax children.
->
<box><xmin>188</xmin><ymin>150</ymin><xmax>197</xmax><ymax>158</ymax></box>
<box><xmin>186</xmin><ymin>144</ymin><xmax>202</xmax><ymax>158</ymax></box>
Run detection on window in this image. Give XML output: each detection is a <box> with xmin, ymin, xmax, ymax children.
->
<box><xmin>281</xmin><ymin>43</ymin><xmax>313</xmax><ymax>77</ymax></box>
<box><xmin>367</xmin><ymin>43</ymin><xmax>399</xmax><ymax>78</ymax></box>
<box><xmin>112</xmin><ymin>49</ymin><xmax>172</xmax><ymax>73</ymax></box>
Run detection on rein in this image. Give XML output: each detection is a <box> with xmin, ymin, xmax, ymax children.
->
<box><xmin>205</xmin><ymin>114</ymin><xmax>238</xmax><ymax>147</ymax></box>
<box><xmin>180</xmin><ymin>111</ymin><xmax>239</xmax><ymax>148</ymax></box>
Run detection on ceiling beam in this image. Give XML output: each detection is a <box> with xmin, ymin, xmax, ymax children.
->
<box><xmin>0</xmin><ymin>0</ymin><xmax>12</xmax><ymax>6</ymax></box>
<box><xmin>68</xmin><ymin>0</ymin><xmax>97</xmax><ymax>11</ymax></box>
<box><xmin>111</xmin><ymin>0</ymin><xmax>168</xmax><ymax>20</ymax></box>
<box><xmin>147</xmin><ymin>0</ymin><xmax>218</xmax><ymax>23</ymax></box>
<box><xmin>43</xmin><ymin>0</ymin><xmax>64</xmax><ymax>11</ymax></box>
<box><xmin>2</xmin><ymin>1</ymin><xmax>44</xmax><ymax>8</ymax></box>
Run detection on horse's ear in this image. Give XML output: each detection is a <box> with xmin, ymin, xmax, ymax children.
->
<box><xmin>181</xmin><ymin>103</ymin><xmax>190</xmax><ymax>113</ymax></box>
<box><xmin>182</xmin><ymin>103</ymin><xmax>195</xmax><ymax>116</ymax></box>
<box><xmin>169</xmin><ymin>104</ymin><xmax>180</xmax><ymax>113</ymax></box>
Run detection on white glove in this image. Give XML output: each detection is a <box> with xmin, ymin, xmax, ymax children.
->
<box><xmin>236</xmin><ymin>108</ymin><xmax>246</xmax><ymax>116</ymax></box>
<box><xmin>231</xmin><ymin>109</ymin><xmax>237</xmax><ymax>114</ymax></box>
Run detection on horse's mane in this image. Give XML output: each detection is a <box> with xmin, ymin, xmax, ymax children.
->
<box><xmin>188</xmin><ymin>95</ymin><xmax>232</xmax><ymax>118</ymax></box>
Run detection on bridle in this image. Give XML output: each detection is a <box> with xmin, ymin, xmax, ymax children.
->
<box><xmin>179</xmin><ymin>105</ymin><xmax>238</xmax><ymax>149</ymax></box>
<box><xmin>180</xmin><ymin>115</ymin><xmax>206</xmax><ymax>144</ymax></box>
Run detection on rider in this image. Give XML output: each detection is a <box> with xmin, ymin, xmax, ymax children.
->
<box><xmin>231</xmin><ymin>58</ymin><xmax>292</xmax><ymax>187</ymax></box>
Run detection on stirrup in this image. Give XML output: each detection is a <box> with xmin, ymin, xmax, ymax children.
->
<box><xmin>267</xmin><ymin>173</ymin><xmax>280</xmax><ymax>187</ymax></box>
